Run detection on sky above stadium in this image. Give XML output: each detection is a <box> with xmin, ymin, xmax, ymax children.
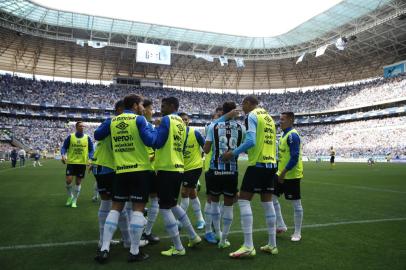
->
<box><xmin>34</xmin><ymin>0</ymin><xmax>342</xmax><ymax>37</ymax></box>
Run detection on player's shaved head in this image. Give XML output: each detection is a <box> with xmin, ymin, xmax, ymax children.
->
<box><xmin>161</xmin><ymin>96</ymin><xmax>179</xmax><ymax>115</ymax></box>
<box><xmin>243</xmin><ymin>95</ymin><xmax>259</xmax><ymax>106</ymax></box>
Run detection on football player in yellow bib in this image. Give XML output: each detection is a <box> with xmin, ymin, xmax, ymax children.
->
<box><xmin>94</xmin><ymin>95</ymin><xmax>156</xmax><ymax>263</ymax></box>
<box><xmin>91</xmin><ymin>100</ymin><xmax>134</xmax><ymax>251</ymax></box>
<box><xmin>273</xmin><ymin>112</ymin><xmax>304</xmax><ymax>242</ymax></box>
<box><xmin>222</xmin><ymin>95</ymin><xmax>279</xmax><ymax>258</ymax></box>
<box><xmin>154</xmin><ymin>97</ymin><xmax>202</xmax><ymax>256</ymax></box>
<box><xmin>60</xmin><ymin>121</ymin><xmax>94</xmax><ymax>208</ymax></box>
<box><xmin>179</xmin><ymin>112</ymin><xmax>206</xmax><ymax>230</ymax></box>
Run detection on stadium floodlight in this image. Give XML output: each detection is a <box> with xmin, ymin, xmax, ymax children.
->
<box><xmin>335</xmin><ymin>37</ymin><xmax>348</xmax><ymax>51</ymax></box>
<box><xmin>76</xmin><ymin>39</ymin><xmax>85</xmax><ymax>47</ymax></box>
<box><xmin>88</xmin><ymin>41</ymin><xmax>108</xmax><ymax>49</ymax></box>
<box><xmin>195</xmin><ymin>53</ymin><xmax>214</xmax><ymax>62</ymax></box>
<box><xmin>219</xmin><ymin>56</ymin><xmax>228</xmax><ymax>66</ymax></box>
<box><xmin>296</xmin><ymin>52</ymin><xmax>306</xmax><ymax>64</ymax></box>
<box><xmin>315</xmin><ymin>44</ymin><xmax>329</xmax><ymax>57</ymax></box>
<box><xmin>235</xmin><ymin>57</ymin><xmax>245</xmax><ymax>68</ymax></box>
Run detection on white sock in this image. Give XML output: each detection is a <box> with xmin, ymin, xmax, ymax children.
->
<box><xmin>160</xmin><ymin>209</ymin><xmax>183</xmax><ymax>250</ymax></box>
<box><xmin>129</xmin><ymin>211</ymin><xmax>147</xmax><ymax>255</ymax></box>
<box><xmin>101</xmin><ymin>210</ymin><xmax>120</xmax><ymax>251</ymax></box>
<box><xmin>171</xmin><ymin>205</ymin><xmax>197</xmax><ymax>239</ymax></box>
<box><xmin>219</xmin><ymin>201</ymin><xmax>224</xmax><ymax>217</ymax></box>
<box><xmin>191</xmin><ymin>197</ymin><xmax>204</xmax><ymax>222</ymax></box>
<box><xmin>65</xmin><ymin>183</ymin><xmax>73</xmax><ymax>197</ymax></box>
<box><xmin>211</xmin><ymin>202</ymin><xmax>221</xmax><ymax>239</ymax></box>
<box><xmin>118</xmin><ymin>210</ymin><xmax>131</xmax><ymax>247</ymax></box>
<box><xmin>125</xmin><ymin>201</ymin><xmax>132</xmax><ymax>228</ymax></box>
<box><xmin>272</xmin><ymin>196</ymin><xmax>287</xmax><ymax>229</ymax></box>
<box><xmin>204</xmin><ymin>201</ymin><xmax>213</xmax><ymax>234</ymax></box>
<box><xmin>221</xmin><ymin>205</ymin><xmax>233</xmax><ymax>244</ymax></box>
<box><xmin>292</xmin><ymin>200</ymin><xmax>303</xmax><ymax>235</ymax></box>
<box><xmin>98</xmin><ymin>200</ymin><xmax>112</xmax><ymax>247</ymax></box>
<box><xmin>238</xmin><ymin>199</ymin><xmax>253</xmax><ymax>248</ymax></box>
<box><xmin>72</xmin><ymin>184</ymin><xmax>81</xmax><ymax>202</ymax></box>
<box><xmin>262</xmin><ymin>201</ymin><xmax>277</xmax><ymax>247</ymax></box>
<box><xmin>180</xmin><ymin>197</ymin><xmax>190</xmax><ymax>212</ymax></box>
<box><xmin>145</xmin><ymin>197</ymin><xmax>159</xmax><ymax>235</ymax></box>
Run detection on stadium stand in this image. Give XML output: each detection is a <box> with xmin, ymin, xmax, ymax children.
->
<box><xmin>1</xmin><ymin>74</ymin><xmax>405</xmax><ymax>158</ymax></box>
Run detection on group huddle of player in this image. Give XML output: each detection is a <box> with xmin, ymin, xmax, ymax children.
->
<box><xmin>60</xmin><ymin>94</ymin><xmax>304</xmax><ymax>263</ymax></box>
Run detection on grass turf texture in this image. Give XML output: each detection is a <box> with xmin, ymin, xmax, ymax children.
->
<box><xmin>0</xmin><ymin>160</ymin><xmax>405</xmax><ymax>270</ymax></box>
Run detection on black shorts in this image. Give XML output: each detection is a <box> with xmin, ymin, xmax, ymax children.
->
<box><xmin>274</xmin><ymin>178</ymin><xmax>301</xmax><ymax>200</ymax></box>
<box><xmin>206</xmin><ymin>169</ymin><xmax>238</xmax><ymax>198</ymax></box>
<box><xmin>330</xmin><ymin>156</ymin><xmax>335</xmax><ymax>163</ymax></box>
<box><xmin>182</xmin><ymin>168</ymin><xmax>202</xmax><ymax>188</ymax></box>
<box><xmin>241</xmin><ymin>166</ymin><xmax>277</xmax><ymax>194</ymax></box>
<box><xmin>149</xmin><ymin>171</ymin><xmax>158</xmax><ymax>195</ymax></box>
<box><xmin>112</xmin><ymin>171</ymin><xmax>151</xmax><ymax>203</ymax></box>
<box><xmin>94</xmin><ymin>171</ymin><xmax>114</xmax><ymax>196</ymax></box>
<box><xmin>66</xmin><ymin>164</ymin><xmax>86</xmax><ymax>178</ymax></box>
<box><xmin>156</xmin><ymin>171</ymin><xmax>183</xmax><ymax>207</ymax></box>
<box><xmin>204</xmin><ymin>171</ymin><xmax>211</xmax><ymax>195</ymax></box>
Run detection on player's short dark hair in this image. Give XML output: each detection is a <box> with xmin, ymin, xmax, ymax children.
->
<box><xmin>243</xmin><ymin>95</ymin><xmax>259</xmax><ymax>105</ymax></box>
<box><xmin>123</xmin><ymin>94</ymin><xmax>143</xmax><ymax>110</ymax></box>
<box><xmin>222</xmin><ymin>101</ymin><xmax>236</xmax><ymax>114</ymax></box>
<box><xmin>114</xmin><ymin>100</ymin><xmax>124</xmax><ymax>111</ymax></box>
<box><xmin>75</xmin><ymin>121</ymin><xmax>83</xmax><ymax>128</ymax></box>
<box><xmin>143</xmin><ymin>99</ymin><xmax>153</xmax><ymax>108</ymax></box>
<box><xmin>281</xmin><ymin>112</ymin><xmax>295</xmax><ymax>121</ymax></box>
<box><xmin>162</xmin><ymin>96</ymin><xmax>179</xmax><ymax>111</ymax></box>
<box><xmin>178</xmin><ymin>112</ymin><xmax>188</xmax><ymax>118</ymax></box>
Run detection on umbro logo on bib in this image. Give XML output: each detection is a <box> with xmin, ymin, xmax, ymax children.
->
<box><xmin>116</xmin><ymin>122</ymin><xmax>129</xmax><ymax>130</ymax></box>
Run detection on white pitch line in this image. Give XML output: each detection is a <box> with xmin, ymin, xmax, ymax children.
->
<box><xmin>0</xmin><ymin>217</ymin><xmax>405</xmax><ymax>251</ymax></box>
<box><xmin>305</xmin><ymin>180</ymin><xmax>406</xmax><ymax>194</ymax></box>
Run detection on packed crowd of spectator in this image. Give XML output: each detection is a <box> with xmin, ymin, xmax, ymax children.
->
<box><xmin>1</xmin><ymin>73</ymin><xmax>405</xmax><ymax>157</ymax></box>
<box><xmin>299</xmin><ymin>116</ymin><xmax>406</xmax><ymax>158</ymax></box>
<box><xmin>1</xmin><ymin>73</ymin><xmax>405</xmax><ymax>115</ymax></box>
<box><xmin>1</xmin><ymin>115</ymin><xmax>404</xmax><ymax>158</ymax></box>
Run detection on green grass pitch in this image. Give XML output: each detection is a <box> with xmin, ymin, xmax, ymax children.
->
<box><xmin>0</xmin><ymin>160</ymin><xmax>405</xmax><ymax>270</ymax></box>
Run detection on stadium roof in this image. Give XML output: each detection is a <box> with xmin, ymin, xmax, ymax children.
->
<box><xmin>0</xmin><ymin>0</ymin><xmax>397</xmax><ymax>53</ymax></box>
<box><xmin>33</xmin><ymin>0</ymin><xmax>345</xmax><ymax>37</ymax></box>
<box><xmin>0</xmin><ymin>0</ymin><xmax>405</xmax><ymax>89</ymax></box>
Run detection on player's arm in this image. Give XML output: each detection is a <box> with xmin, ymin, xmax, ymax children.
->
<box><xmin>203</xmin><ymin>124</ymin><xmax>214</xmax><ymax>154</ymax></box>
<box><xmin>87</xmin><ymin>136</ymin><xmax>95</xmax><ymax>164</ymax></box>
<box><xmin>60</xmin><ymin>135</ymin><xmax>70</xmax><ymax>164</ymax></box>
<box><xmin>136</xmin><ymin>115</ymin><xmax>157</xmax><ymax>147</ymax></box>
<box><xmin>152</xmin><ymin>116</ymin><xmax>170</xmax><ymax>149</ymax></box>
<box><xmin>223</xmin><ymin>113</ymin><xmax>256</xmax><ymax>160</ymax></box>
<box><xmin>94</xmin><ymin>118</ymin><xmax>112</xmax><ymax>141</ymax></box>
<box><xmin>195</xmin><ymin>129</ymin><xmax>205</xmax><ymax>149</ymax></box>
<box><xmin>279</xmin><ymin>133</ymin><xmax>300</xmax><ymax>182</ymax></box>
